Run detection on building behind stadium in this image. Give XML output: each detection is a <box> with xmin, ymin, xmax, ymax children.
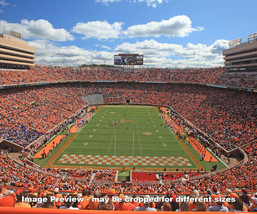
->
<box><xmin>223</xmin><ymin>32</ymin><xmax>257</xmax><ymax>72</ymax></box>
<box><xmin>0</xmin><ymin>31</ymin><xmax>35</xmax><ymax>69</ymax></box>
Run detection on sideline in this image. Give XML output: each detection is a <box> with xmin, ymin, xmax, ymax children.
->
<box><xmin>175</xmin><ymin>135</ymin><xmax>204</xmax><ymax>170</ymax></box>
<box><xmin>33</xmin><ymin>135</ymin><xmax>66</xmax><ymax>158</ymax></box>
<box><xmin>44</xmin><ymin>133</ymin><xmax>78</xmax><ymax>168</ymax></box>
<box><xmin>153</xmin><ymin>106</ymin><xmax>160</xmax><ymax>114</ymax></box>
<box><xmin>93</xmin><ymin>105</ymin><xmax>102</xmax><ymax>114</ymax></box>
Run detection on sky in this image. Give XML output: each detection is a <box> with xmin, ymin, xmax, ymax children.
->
<box><xmin>0</xmin><ymin>0</ymin><xmax>257</xmax><ymax>68</ymax></box>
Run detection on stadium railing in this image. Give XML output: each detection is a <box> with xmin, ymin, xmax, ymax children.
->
<box><xmin>0</xmin><ymin>207</ymin><xmax>229</xmax><ymax>214</ymax></box>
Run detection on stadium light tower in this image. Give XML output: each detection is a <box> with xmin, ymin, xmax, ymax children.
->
<box><xmin>248</xmin><ymin>32</ymin><xmax>257</xmax><ymax>43</ymax></box>
<box><xmin>10</xmin><ymin>30</ymin><xmax>22</xmax><ymax>39</ymax></box>
<box><xmin>228</xmin><ymin>38</ymin><xmax>241</xmax><ymax>48</ymax></box>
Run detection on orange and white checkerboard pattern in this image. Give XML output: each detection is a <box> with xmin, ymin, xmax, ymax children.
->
<box><xmin>57</xmin><ymin>154</ymin><xmax>192</xmax><ymax>167</ymax></box>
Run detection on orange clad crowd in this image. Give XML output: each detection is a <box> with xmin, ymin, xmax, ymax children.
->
<box><xmin>215</xmin><ymin>72</ymin><xmax>257</xmax><ymax>88</ymax></box>
<box><xmin>0</xmin><ymin>144</ymin><xmax>257</xmax><ymax>211</ymax></box>
<box><xmin>101</xmin><ymin>83</ymin><xmax>256</xmax><ymax>150</ymax></box>
<box><xmin>0</xmin><ymin>82</ymin><xmax>256</xmax><ymax>150</ymax></box>
<box><xmin>0</xmin><ymin>66</ymin><xmax>256</xmax><ymax>212</ymax></box>
<box><xmin>0</xmin><ymin>140</ymin><xmax>256</xmax><ymax>193</ymax></box>
<box><xmin>0</xmin><ymin>65</ymin><xmax>256</xmax><ymax>89</ymax></box>
<box><xmin>0</xmin><ymin>66</ymin><xmax>224</xmax><ymax>86</ymax></box>
<box><xmin>0</xmin><ymin>86</ymin><xmax>85</xmax><ymax>146</ymax></box>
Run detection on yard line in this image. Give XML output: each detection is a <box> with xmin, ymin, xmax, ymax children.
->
<box><xmin>132</xmin><ymin>131</ymin><xmax>134</xmax><ymax>156</ymax></box>
<box><xmin>107</xmin><ymin>130</ymin><xmax>114</xmax><ymax>154</ymax></box>
<box><xmin>134</xmin><ymin>108</ymin><xmax>142</xmax><ymax>154</ymax></box>
<box><xmin>114</xmin><ymin>131</ymin><xmax>116</xmax><ymax>156</ymax></box>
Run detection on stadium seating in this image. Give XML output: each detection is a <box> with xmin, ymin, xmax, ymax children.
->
<box><xmin>0</xmin><ymin>66</ymin><xmax>256</xmax><ymax>212</ymax></box>
<box><xmin>0</xmin><ymin>142</ymin><xmax>256</xmax><ymax>211</ymax></box>
<box><xmin>215</xmin><ymin>71</ymin><xmax>257</xmax><ymax>88</ymax></box>
<box><xmin>0</xmin><ymin>82</ymin><xmax>256</xmax><ymax>150</ymax></box>
<box><xmin>0</xmin><ymin>66</ymin><xmax>224</xmax><ymax>85</ymax></box>
<box><xmin>132</xmin><ymin>172</ymin><xmax>157</xmax><ymax>181</ymax></box>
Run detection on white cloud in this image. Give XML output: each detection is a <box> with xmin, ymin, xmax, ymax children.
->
<box><xmin>95</xmin><ymin>0</ymin><xmax>166</xmax><ymax>7</ymax></box>
<box><xmin>95</xmin><ymin>44</ymin><xmax>112</xmax><ymax>50</ymax></box>
<box><xmin>95</xmin><ymin>0</ymin><xmax>121</xmax><ymax>6</ymax></box>
<box><xmin>115</xmin><ymin>39</ymin><xmax>229</xmax><ymax>67</ymax></box>
<box><xmin>0</xmin><ymin>0</ymin><xmax>9</xmax><ymax>6</ymax></box>
<box><xmin>102</xmin><ymin>45</ymin><xmax>111</xmax><ymax>50</ymax></box>
<box><xmin>136</xmin><ymin>0</ymin><xmax>165</xmax><ymax>8</ymax></box>
<box><xmin>115</xmin><ymin>39</ymin><xmax>182</xmax><ymax>57</ymax></box>
<box><xmin>0</xmin><ymin>0</ymin><xmax>9</xmax><ymax>13</ymax></box>
<box><xmin>72</xmin><ymin>20</ymin><xmax>123</xmax><ymax>40</ymax></box>
<box><xmin>71</xmin><ymin>15</ymin><xmax>201</xmax><ymax>40</ymax></box>
<box><xmin>29</xmin><ymin>40</ymin><xmax>114</xmax><ymax>66</ymax></box>
<box><xmin>95</xmin><ymin>0</ymin><xmax>120</xmax><ymax>2</ymax></box>
<box><xmin>210</xmin><ymin>39</ymin><xmax>230</xmax><ymax>54</ymax></box>
<box><xmin>28</xmin><ymin>38</ymin><xmax>228</xmax><ymax>68</ymax></box>
<box><xmin>0</xmin><ymin>19</ymin><xmax>74</xmax><ymax>41</ymax></box>
<box><xmin>125</xmin><ymin>15</ymin><xmax>203</xmax><ymax>38</ymax></box>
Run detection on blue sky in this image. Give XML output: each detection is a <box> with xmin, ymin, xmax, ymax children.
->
<box><xmin>0</xmin><ymin>0</ymin><xmax>256</xmax><ymax>67</ymax></box>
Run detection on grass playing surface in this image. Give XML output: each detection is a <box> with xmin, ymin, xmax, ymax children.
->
<box><xmin>51</xmin><ymin>105</ymin><xmax>198</xmax><ymax>168</ymax></box>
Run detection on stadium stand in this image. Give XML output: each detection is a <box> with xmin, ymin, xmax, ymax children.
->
<box><xmin>0</xmin><ymin>142</ymin><xmax>257</xmax><ymax>211</ymax></box>
<box><xmin>1</xmin><ymin>65</ymin><xmax>257</xmax><ymax>90</ymax></box>
<box><xmin>0</xmin><ymin>82</ymin><xmax>256</xmax><ymax>150</ymax></box>
<box><xmin>0</xmin><ymin>66</ymin><xmax>224</xmax><ymax>85</ymax></box>
<box><xmin>132</xmin><ymin>172</ymin><xmax>157</xmax><ymax>182</ymax></box>
<box><xmin>0</xmin><ymin>66</ymin><xmax>256</xmax><ymax>212</ymax></box>
<box><xmin>0</xmin><ymin>86</ymin><xmax>85</xmax><ymax>146</ymax></box>
<box><xmin>215</xmin><ymin>71</ymin><xmax>257</xmax><ymax>88</ymax></box>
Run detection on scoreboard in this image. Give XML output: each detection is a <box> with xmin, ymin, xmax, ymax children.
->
<box><xmin>114</xmin><ymin>54</ymin><xmax>143</xmax><ymax>65</ymax></box>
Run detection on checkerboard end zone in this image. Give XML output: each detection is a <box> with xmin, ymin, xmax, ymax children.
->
<box><xmin>58</xmin><ymin>154</ymin><xmax>192</xmax><ymax>167</ymax></box>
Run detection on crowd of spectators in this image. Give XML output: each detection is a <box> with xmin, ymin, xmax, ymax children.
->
<box><xmin>93</xmin><ymin>170</ymin><xmax>117</xmax><ymax>182</ymax></box>
<box><xmin>1</xmin><ymin>65</ymin><xmax>256</xmax><ymax>89</ymax></box>
<box><xmin>0</xmin><ymin>150</ymin><xmax>117</xmax><ymax>191</ymax></box>
<box><xmin>0</xmin><ymin>137</ymin><xmax>256</xmax><ymax>196</ymax></box>
<box><xmin>0</xmin><ymin>142</ymin><xmax>257</xmax><ymax>211</ymax></box>
<box><xmin>215</xmin><ymin>72</ymin><xmax>257</xmax><ymax>88</ymax></box>
<box><xmin>1</xmin><ymin>82</ymin><xmax>256</xmax><ymax>149</ymax></box>
<box><xmin>0</xmin><ymin>66</ymin><xmax>224</xmax><ymax>86</ymax></box>
<box><xmin>0</xmin><ymin>86</ymin><xmax>86</xmax><ymax>146</ymax></box>
<box><xmin>0</xmin><ymin>66</ymin><xmax>256</xmax><ymax>212</ymax></box>
<box><xmin>99</xmin><ymin>83</ymin><xmax>257</xmax><ymax>150</ymax></box>
<box><xmin>163</xmin><ymin>109</ymin><xmax>224</xmax><ymax>160</ymax></box>
<box><xmin>2</xmin><ymin>184</ymin><xmax>257</xmax><ymax>211</ymax></box>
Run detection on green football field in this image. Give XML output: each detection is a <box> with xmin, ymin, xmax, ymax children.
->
<box><xmin>45</xmin><ymin>105</ymin><xmax>226</xmax><ymax>170</ymax></box>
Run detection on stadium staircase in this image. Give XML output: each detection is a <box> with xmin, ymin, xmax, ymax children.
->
<box><xmin>81</xmin><ymin>94</ymin><xmax>104</xmax><ymax>105</ymax></box>
<box><xmin>156</xmin><ymin>174</ymin><xmax>163</xmax><ymax>184</ymax></box>
<box><xmin>93</xmin><ymin>94</ymin><xmax>104</xmax><ymax>104</ymax></box>
<box><xmin>89</xmin><ymin>172</ymin><xmax>96</xmax><ymax>184</ymax></box>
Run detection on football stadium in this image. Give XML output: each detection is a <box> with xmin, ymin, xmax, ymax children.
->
<box><xmin>0</xmin><ymin>1</ymin><xmax>257</xmax><ymax>213</ymax></box>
